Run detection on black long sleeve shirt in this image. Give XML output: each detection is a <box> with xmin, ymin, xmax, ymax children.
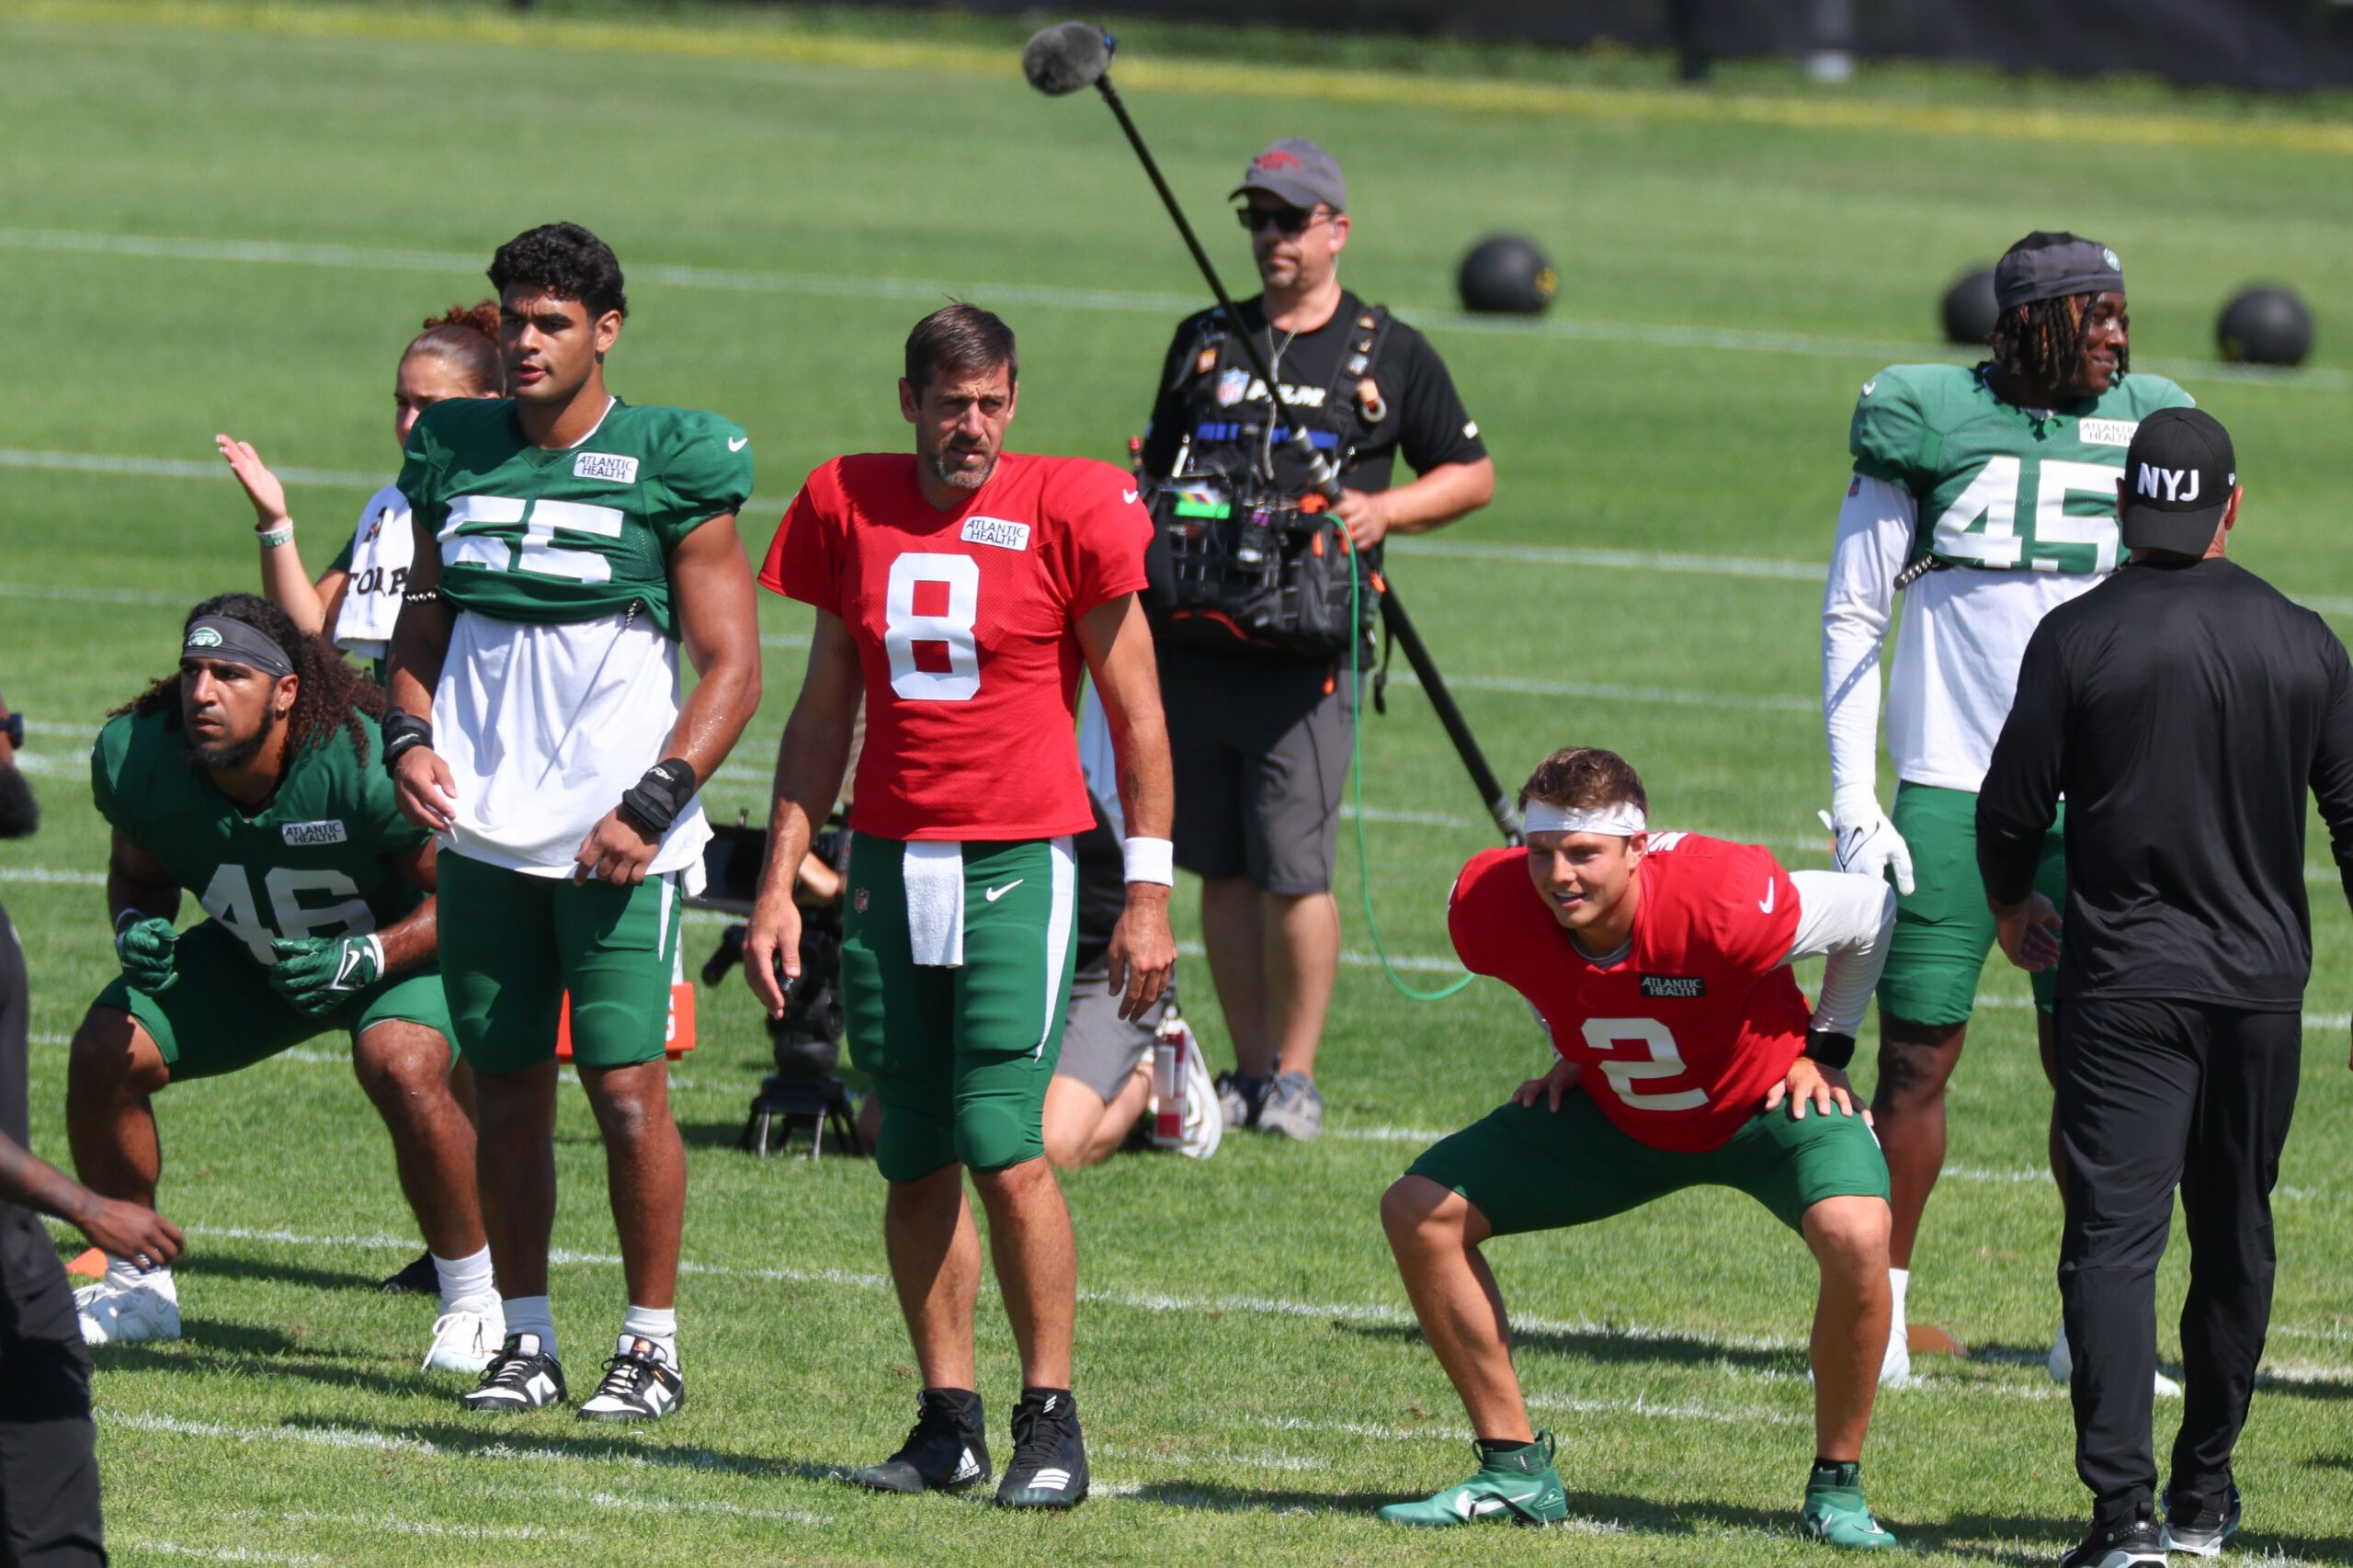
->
<box><xmin>1978</xmin><ymin>555</ymin><xmax>2353</xmax><ymax>1009</ymax></box>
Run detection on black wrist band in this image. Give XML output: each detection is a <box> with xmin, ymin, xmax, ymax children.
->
<box><xmin>1803</xmin><ymin>1029</ymin><xmax>1857</xmax><ymax>1071</ymax></box>
<box><xmin>618</xmin><ymin>757</ymin><xmax>698</xmax><ymax>836</ymax></box>
<box><xmin>381</xmin><ymin>710</ymin><xmax>432</xmax><ymax>774</ymax></box>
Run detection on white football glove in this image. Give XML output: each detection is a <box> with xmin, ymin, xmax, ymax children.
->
<box><xmin>1819</xmin><ymin>790</ymin><xmax>1915</xmax><ymax>896</ymax></box>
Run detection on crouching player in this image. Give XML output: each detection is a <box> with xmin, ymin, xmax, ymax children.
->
<box><xmin>1379</xmin><ymin>746</ymin><xmax>1902</xmax><ymax>1546</ymax></box>
<box><xmin>68</xmin><ymin>595</ymin><xmax>496</xmax><ymax>1370</ymax></box>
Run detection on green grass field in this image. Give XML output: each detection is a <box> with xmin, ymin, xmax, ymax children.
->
<box><xmin>3</xmin><ymin>3</ymin><xmax>2351</xmax><ymax>1562</ymax></box>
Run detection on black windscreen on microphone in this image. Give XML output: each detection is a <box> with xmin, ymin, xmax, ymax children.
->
<box><xmin>1022</xmin><ymin>21</ymin><xmax>1112</xmax><ymax>95</ymax></box>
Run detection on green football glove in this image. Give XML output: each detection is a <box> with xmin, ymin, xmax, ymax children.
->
<box><xmin>267</xmin><ymin>935</ymin><xmax>384</xmax><ymax>1017</ymax></box>
<box><xmin>113</xmin><ymin>914</ymin><xmax>179</xmax><ymax>993</ymax></box>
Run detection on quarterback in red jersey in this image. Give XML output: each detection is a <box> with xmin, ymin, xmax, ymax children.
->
<box><xmin>745</xmin><ymin>304</ymin><xmax>1176</xmax><ymax>1510</ymax></box>
<box><xmin>1378</xmin><ymin>747</ymin><xmax>1904</xmax><ymax>1549</ymax></box>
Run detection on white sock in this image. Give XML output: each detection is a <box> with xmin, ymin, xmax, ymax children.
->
<box><xmin>432</xmin><ymin>1246</ymin><xmax>498</xmax><ymax>1316</ymax></box>
<box><xmin>1888</xmin><ymin>1267</ymin><xmax>1909</xmax><ymax>1336</ymax></box>
<box><xmin>502</xmin><ymin>1295</ymin><xmax>556</xmax><ymax>1360</ymax></box>
<box><xmin>106</xmin><ymin>1255</ymin><xmax>176</xmax><ymax>1300</ymax></box>
<box><xmin>621</xmin><ymin>1304</ymin><xmax>678</xmax><ymax>1369</ymax></box>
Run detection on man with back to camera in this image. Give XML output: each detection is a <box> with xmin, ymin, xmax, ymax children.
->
<box><xmin>1819</xmin><ymin>231</ymin><xmax>2195</xmax><ymax>1384</ymax></box>
<box><xmin>1978</xmin><ymin>408</ymin><xmax>2353</xmax><ymax>1567</ymax></box>
<box><xmin>387</xmin><ymin>222</ymin><xmax>764</xmax><ymax>1422</ymax></box>
<box><xmin>0</xmin><ymin>685</ymin><xmax>183</xmax><ymax>1567</ymax></box>
<box><xmin>1378</xmin><ymin>746</ymin><xmax>1902</xmax><ymax>1547</ymax></box>
<box><xmin>66</xmin><ymin>595</ymin><xmax>494</xmax><ymax>1372</ymax></box>
<box><xmin>745</xmin><ymin>302</ymin><xmax>1177</xmax><ymax>1507</ymax></box>
<box><xmin>1136</xmin><ymin>138</ymin><xmax>1495</xmax><ymax>1142</ymax></box>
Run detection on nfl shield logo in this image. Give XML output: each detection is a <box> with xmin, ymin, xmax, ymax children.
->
<box><xmin>1215</xmin><ymin>368</ymin><xmax>1252</xmax><ymax>407</ymax></box>
<box><xmin>854</xmin><ymin>888</ymin><xmax>869</xmax><ymax>915</ymax></box>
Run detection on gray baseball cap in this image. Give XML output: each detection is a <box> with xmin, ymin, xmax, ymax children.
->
<box><xmin>1230</xmin><ymin>139</ymin><xmax>1346</xmax><ymax>212</ymax></box>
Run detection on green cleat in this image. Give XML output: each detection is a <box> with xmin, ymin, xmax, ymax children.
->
<box><xmin>1802</xmin><ymin>1462</ymin><xmax>1899</xmax><ymax>1551</ymax></box>
<box><xmin>1378</xmin><ymin>1433</ymin><xmax>1569</xmax><ymax>1528</ymax></box>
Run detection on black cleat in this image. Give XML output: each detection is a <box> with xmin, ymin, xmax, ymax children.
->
<box><xmin>459</xmin><ymin>1333</ymin><xmax>567</xmax><ymax>1414</ymax></box>
<box><xmin>377</xmin><ymin>1249</ymin><xmax>438</xmax><ymax>1294</ymax></box>
<box><xmin>995</xmin><ymin>1388</ymin><xmax>1087</xmax><ymax>1509</ymax></box>
<box><xmin>852</xmin><ymin>1389</ymin><xmax>990</xmax><ymax>1494</ymax></box>
<box><xmin>2059</xmin><ymin>1515</ymin><xmax>2167</xmax><ymax>1568</ymax></box>
<box><xmin>578</xmin><ymin>1337</ymin><xmax>685</xmax><ymax>1423</ymax></box>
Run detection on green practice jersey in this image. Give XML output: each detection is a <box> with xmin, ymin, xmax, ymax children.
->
<box><xmin>91</xmin><ymin>708</ymin><xmax>430</xmax><ymax>965</ymax></box>
<box><xmin>398</xmin><ymin>397</ymin><xmax>753</xmax><ymax>637</ymax></box>
<box><xmin>1849</xmin><ymin>364</ymin><xmax>2194</xmax><ymax>575</ymax></box>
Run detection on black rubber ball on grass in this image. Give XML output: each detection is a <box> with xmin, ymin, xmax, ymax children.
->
<box><xmin>2216</xmin><ymin>286</ymin><xmax>2314</xmax><ymax>368</ymax></box>
<box><xmin>1458</xmin><ymin>235</ymin><xmax>1558</xmax><ymax>315</ymax></box>
<box><xmin>1941</xmin><ymin>267</ymin><xmax>1998</xmax><ymax>347</ymax></box>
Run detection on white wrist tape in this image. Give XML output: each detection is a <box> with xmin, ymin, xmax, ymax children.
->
<box><xmin>1521</xmin><ymin>801</ymin><xmax>1647</xmax><ymax>837</ymax></box>
<box><xmin>1122</xmin><ymin>835</ymin><xmax>1175</xmax><ymax>886</ymax></box>
<box><xmin>363</xmin><ymin>934</ymin><xmax>386</xmax><ymax>974</ymax></box>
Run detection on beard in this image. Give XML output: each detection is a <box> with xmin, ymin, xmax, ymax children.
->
<box><xmin>184</xmin><ymin>706</ymin><xmax>276</xmax><ymax>772</ymax></box>
<box><xmin>930</xmin><ymin>447</ymin><xmax>996</xmax><ymax>493</ymax></box>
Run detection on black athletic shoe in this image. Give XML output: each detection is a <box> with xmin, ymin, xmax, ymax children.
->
<box><xmin>995</xmin><ymin>1388</ymin><xmax>1087</xmax><ymax>1509</ymax></box>
<box><xmin>852</xmin><ymin>1389</ymin><xmax>991</xmax><ymax>1493</ymax></box>
<box><xmin>577</xmin><ymin>1336</ymin><xmax>686</xmax><ymax>1423</ymax></box>
<box><xmin>2059</xmin><ymin>1516</ymin><xmax>2167</xmax><ymax>1567</ymax></box>
<box><xmin>377</xmin><ymin>1249</ymin><xmax>438</xmax><ymax>1294</ymax></box>
<box><xmin>2160</xmin><ymin>1483</ymin><xmax>2243</xmax><ymax>1557</ymax></box>
<box><xmin>459</xmin><ymin>1333</ymin><xmax>567</xmax><ymax>1414</ymax></box>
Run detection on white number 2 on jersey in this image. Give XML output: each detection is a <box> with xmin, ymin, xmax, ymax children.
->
<box><xmin>1578</xmin><ymin>1017</ymin><xmax>1708</xmax><ymax>1112</ymax></box>
<box><xmin>883</xmin><ymin>552</ymin><xmax>981</xmax><ymax>701</ymax></box>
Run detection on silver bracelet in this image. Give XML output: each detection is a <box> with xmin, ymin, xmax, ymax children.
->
<box><xmin>256</xmin><ymin>521</ymin><xmax>294</xmax><ymax>548</ymax></box>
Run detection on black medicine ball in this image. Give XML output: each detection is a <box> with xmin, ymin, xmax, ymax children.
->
<box><xmin>2216</xmin><ymin>285</ymin><xmax>2314</xmax><ymax>368</ymax></box>
<box><xmin>1458</xmin><ymin>235</ymin><xmax>1558</xmax><ymax>315</ymax></box>
<box><xmin>1941</xmin><ymin>267</ymin><xmax>1998</xmax><ymax>347</ymax></box>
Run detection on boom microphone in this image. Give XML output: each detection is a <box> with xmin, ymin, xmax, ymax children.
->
<box><xmin>1022</xmin><ymin>21</ymin><xmax>1113</xmax><ymax>96</ymax></box>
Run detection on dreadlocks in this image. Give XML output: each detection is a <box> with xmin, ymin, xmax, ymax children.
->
<box><xmin>1988</xmin><ymin>292</ymin><xmax>2129</xmax><ymax>394</ymax></box>
<box><xmin>112</xmin><ymin>592</ymin><xmax>386</xmax><ymax>765</ymax></box>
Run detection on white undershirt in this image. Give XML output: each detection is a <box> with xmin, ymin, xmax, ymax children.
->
<box><xmin>1822</xmin><ymin>475</ymin><xmax>2106</xmax><ymax>795</ymax></box>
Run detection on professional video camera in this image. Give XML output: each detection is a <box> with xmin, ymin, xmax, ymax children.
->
<box><xmin>1141</xmin><ymin>438</ymin><xmax>1375</xmax><ymax>662</ymax></box>
<box><xmin>693</xmin><ymin>815</ymin><xmax>864</xmax><ymax>1158</ymax></box>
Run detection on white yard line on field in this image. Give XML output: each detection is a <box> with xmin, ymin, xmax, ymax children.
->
<box><xmin>2</xmin><ymin>226</ymin><xmax>2346</xmax><ymax>396</ymax></box>
<box><xmin>115</xmin><ymin>1544</ymin><xmax>325</xmax><ymax>1566</ymax></box>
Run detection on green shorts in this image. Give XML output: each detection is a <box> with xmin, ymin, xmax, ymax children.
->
<box><xmin>1406</xmin><ymin>1091</ymin><xmax>1890</xmax><ymax>1237</ymax></box>
<box><xmin>436</xmin><ymin>851</ymin><xmax>684</xmax><ymax>1076</ymax></box>
<box><xmin>1880</xmin><ymin>781</ymin><xmax>2066</xmax><ymax>1028</ymax></box>
<box><xmin>96</xmin><ymin>918</ymin><xmax>452</xmax><ymax>1082</ymax></box>
<box><xmin>841</xmin><ymin>832</ymin><xmax>1077</xmax><ymax>1184</ymax></box>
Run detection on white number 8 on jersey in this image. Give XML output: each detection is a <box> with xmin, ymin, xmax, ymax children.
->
<box><xmin>883</xmin><ymin>552</ymin><xmax>981</xmax><ymax>701</ymax></box>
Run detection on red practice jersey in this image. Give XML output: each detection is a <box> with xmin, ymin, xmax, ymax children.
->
<box><xmin>1448</xmin><ymin>833</ymin><xmax>1813</xmax><ymax>1153</ymax></box>
<box><xmin>761</xmin><ymin>450</ymin><xmax>1152</xmax><ymax>841</ymax></box>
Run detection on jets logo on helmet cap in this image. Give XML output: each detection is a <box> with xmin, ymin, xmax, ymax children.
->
<box><xmin>187</xmin><ymin>627</ymin><xmax>223</xmax><ymax>648</ymax></box>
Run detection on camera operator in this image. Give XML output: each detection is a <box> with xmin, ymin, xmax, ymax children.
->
<box><xmin>1138</xmin><ymin>139</ymin><xmax>1494</xmax><ymax>1142</ymax></box>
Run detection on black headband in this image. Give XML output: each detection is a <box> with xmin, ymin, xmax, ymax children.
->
<box><xmin>1995</xmin><ymin>232</ymin><xmax>2125</xmax><ymax>313</ymax></box>
<box><xmin>183</xmin><ymin>616</ymin><xmax>295</xmax><ymax>680</ymax></box>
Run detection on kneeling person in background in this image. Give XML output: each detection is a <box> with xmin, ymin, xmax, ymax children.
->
<box><xmin>1380</xmin><ymin>746</ymin><xmax>1902</xmax><ymax>1549</ymax></box>
<box><xmin>69</xmin><ymin>595</ymin><xmax>494</xmax><ymax>1371</ymax></box>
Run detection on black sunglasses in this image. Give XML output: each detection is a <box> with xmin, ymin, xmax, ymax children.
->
<box><xmin>1236</xmin><ymin>205</ymin><xmax>1326</xmax><ymax>236</ymax></box>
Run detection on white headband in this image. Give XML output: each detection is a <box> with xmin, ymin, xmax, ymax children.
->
<box><xmin>1522</xmin><ymin>801</ymin><xmax>1647</xmax><ymax>837</ymax></box>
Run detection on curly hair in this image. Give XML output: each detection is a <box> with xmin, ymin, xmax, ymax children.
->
<box><xmin>489</xmin><ymin>222</ymin><xmax>628</xmax><ymax>320</ymax></box>
<box><xmin>405</xmin><ymin>299</ymin><xmax>504</xmax><ymax>394</ymax></box>
<box><xmin>112</xmin><ymin>593</ymin><xmax>386</xmax><ymax>765</ymax></box>
<box><xmin>1988</xmin><ymin>292</ymin><xmax>2129</xmax><ymax>394</ymax></box>
<box><xmin>1518</xmin><ymin>746</ymin><xmax>1647</xmax><ymax>817</ymax></box>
